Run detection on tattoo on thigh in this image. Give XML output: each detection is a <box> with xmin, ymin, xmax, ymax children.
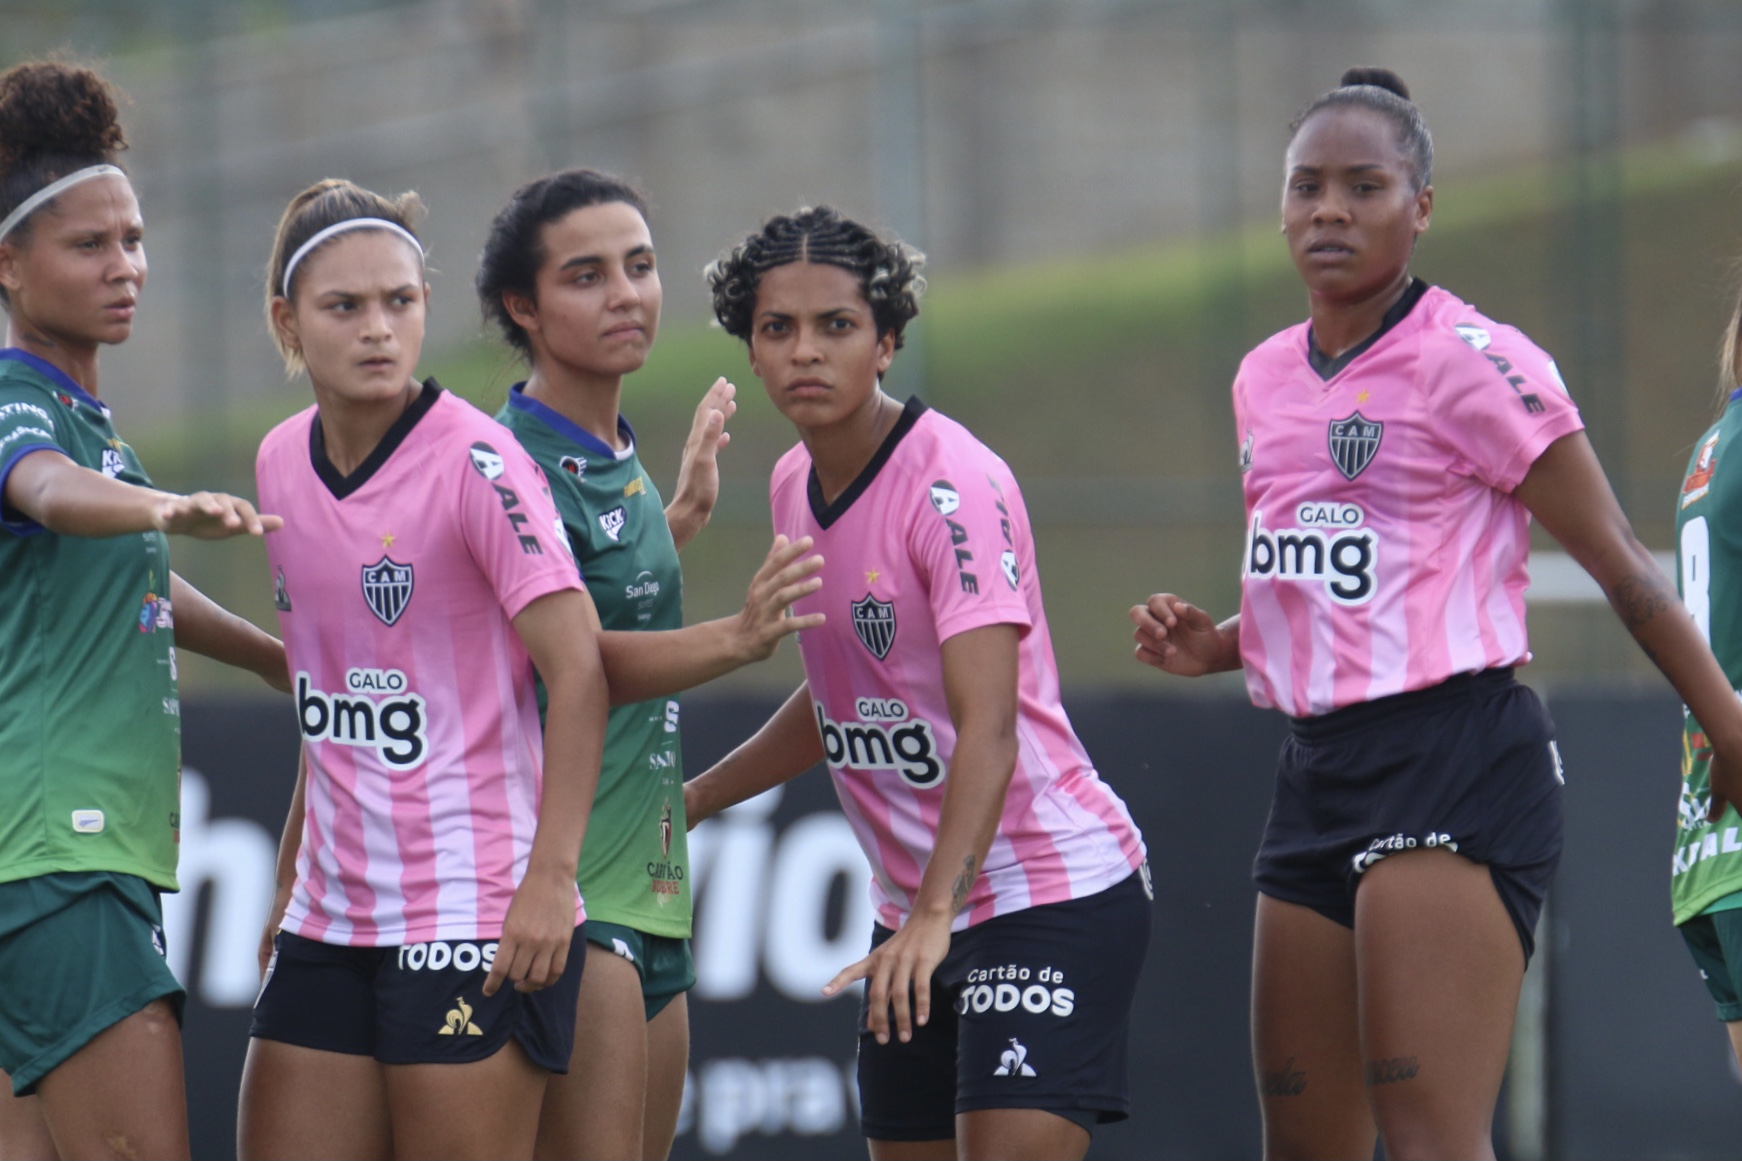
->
<box><xmin>1365</xmin><ymin>1057</ymin><xmax>1420</xmax><ymax>1086</ymax></box>
<box><xmin>1260</xmin><ymin>1057</ymin><xmax>1307</xmax><ymax>1097</ymax></box>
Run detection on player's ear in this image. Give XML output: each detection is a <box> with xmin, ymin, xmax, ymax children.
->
<box><xmin>875</xmin><ymin>329</ymin><xmax>896</xmax><ymax>377</ymax></box>
<box><xmin>0</xmin><ymin>241</ymin><xmax>22</xmax><ymax>295</ymax></box>
<box><xmin>269</xmin><ymin>295</ymin><xmax>300</xmax><ymax>355</ymax></box>
<box><xmin>503</xmin><ymin>289</ymin><xmax>539</xmax><ymax>335</ymax></box>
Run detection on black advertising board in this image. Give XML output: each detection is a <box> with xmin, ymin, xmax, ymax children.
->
<box><xmin>169</xmin><ymin>691</ymin><xmax>1742</xmax><ymax>1159</ymax></box>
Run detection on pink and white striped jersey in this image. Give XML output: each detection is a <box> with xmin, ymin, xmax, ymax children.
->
<box><xmin>257</xmin><ymin>383</ymin><xmax>585</xmax><ymax>946</ymax></box>
<box><xmin>772</xmin><ymin>399</ymin><xmax>1146</xmax><ymax>933</ymax></box>
<box><xmin>1233</xmin><ymin>284</ymin><xmax>1584</xmax><ymax>718</ymax></box>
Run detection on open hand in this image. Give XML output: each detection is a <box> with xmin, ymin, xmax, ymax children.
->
<box><xmin>667</xmin><ymin>378</ymin><xmax>737</xmax><ymax>547</ymax></box>
<box><xmin>823</xmin><ymin>911</ymin><xmax>952</xmax><ymax>1045</ymax></box>
<box><xmin>734</xmin><ymin>534</ymin><xmax>827</xmax><ymax>662</ymax></box>
<box><xmin>154</xmin><ymin>491</ymin><xmax>281</xmax><ymax>539</ymax></box>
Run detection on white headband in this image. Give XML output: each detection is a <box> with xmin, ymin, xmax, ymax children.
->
<box><xmin>0</xmin><ymin>164</ymin><xmax>125</xmax><ymax>244</ymax></box>
<box><xmin>281</xmin><ymin>217</ymin><xmax>425</xmax><ymax>296</ymax></box>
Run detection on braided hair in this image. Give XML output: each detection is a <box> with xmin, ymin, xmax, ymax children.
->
<box><xmin>1291</xmin><ymin>67</ymin><xmax>1434</xmax><ymax>191</ymax></box>
<box><xmin>707</xmin><ymin>206</ymin><xmax>924</xmax><ymax>349</ymax></box>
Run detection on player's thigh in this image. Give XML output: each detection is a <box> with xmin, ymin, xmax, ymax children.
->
<box><xmin>643</xmin><ymin>990</ymin><xmax>690</xmax><ymax>1161</ymax></box>
<box><xmin>1251</xmin><ymin>893</ymin><xmax>1374</xmax><ymax>1161</ymax></box>
<box><xmin>536</xmin><ymin>945</ymin><xmax>646</xmax><ymax>1161</ymax></box>
<box><xmin>1354</xmin><ymin>847</ymin><xmax>1522</xmax><ymax>1161</ymax></box>
<box><xmin>957</xmin><ymin>1107</ymin><xmax>1089</xmax><ymax>1161</ymax></box>
<box><xmin>34</xmin><ymin>1000</ymin><xmax>187</xmax><ymax>1161</ymax></box>
<box><xmin>237</xmin><ymin>1038</ymin><xmax>390</xmax><ymax>1161</ymax></box>
<box><xmin>0</xmin><ymin>1079</ymin><xmax>55</xmax><ymax>1161</ymax></box>
<box><xmin>388</xmin><ymin>1039</ymin><xmax>547</xmax><ymax>1160</ymax></box>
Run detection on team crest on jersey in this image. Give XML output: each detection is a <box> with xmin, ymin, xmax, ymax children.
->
<box><xmin>1327</xmin><ymin>412</ymin><xmax>1383</xmax><ymax>480</ymax></box>
<box><xmin>851</xmin><ymin>594</ymin><xmax>897</xmax><ymax>660</ymax></box>
<box><xmin>599</xmin><ymin>506</ymin><xmax>627</xmax><ymax>542</ymax></box>
<box><xmin>361</xmin><ymin>556</ymin><xmax>414</xmax><ymax>626</ymax></box>
<box><xmin>1683</xmin><ymin>430</ymin><xmax>1721</xmax><ymax>509</ymax></box>
<box><xmin>558</xmin><ymin>455</ymin><xmax>585</xmax><ymax>478</ymax></box>
<box><xmin>468</xmin><ymin>442</ymin><xmax>505</xmax><ymax>481</ymax></box>
<box><xmin>928</xmin><ymin>480</ymin><xmax>960</xmax><ymax>516</ymax></box>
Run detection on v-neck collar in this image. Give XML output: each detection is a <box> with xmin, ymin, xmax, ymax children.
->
<box><xmin>507</xmin><ymin>382</ymin><xmax>636</xmax><ymax>461</ymax></box>
<box><xmin>807</xmin><ymin>396</ymin><xmax>926</xmax><ymax>529</ymax></box>
<box><xmin>1306</xmin><ymin>279</ymin><xmax>1429</xmax><ymax>381</ymax></box>
<box><xmin>309</xmin><ymin>378</ymin><xmax>442</xmax><ymax>500</ymax></box>
<box><xmin>0</xmin><ymin>349</ymin><xmax>109</xmax><ymax>417</ymax></box>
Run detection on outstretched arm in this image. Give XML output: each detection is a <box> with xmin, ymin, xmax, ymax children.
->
<box><xmin>684</xmin><ymin>682</ymin><xmax>824</xmax><ymax>828</ymax></box>
<box><xmin>1516</xmin><ymin>430</ymin><xmax>1742</xmax><ymax>816</ymax></box>
<box><xmin>598</xmin><ymin>534</ymin><xmax>824</xmax><ymax>705</ymax></box>
<box><xmin>821</xmin><ymin>623</ymin><xmax>1021</xmax><ymax>1045</ymax></box>
<box><xmin>170</xmin><ymin>573</ymin><xmax>289</xmax><ymax>693</ymax></box>
<box><xmin>485</xmin><ymin>588</ymin><xmax>609</xmax><ymax>997</ymax></box>
<box><xmin>5</xmin><ymin>448</ymin><xmax>279</xmax><ymax>539</ymax></box>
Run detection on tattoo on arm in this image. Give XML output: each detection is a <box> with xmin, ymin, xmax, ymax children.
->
<box><xmin>1364</xmin><ymin>1057</ymin><xmax>1420</xmax><ymax>1086</ymax></box>
<box><xmin>1260</xmin><ymin>1057</ymin><xmax>1307</xmax><ymax>1097</ymax></box>
<box><xmin>950</xmin><ymin>855</ymin><xmax>977</xmax><ymax>914</ymax></box>
<box><xmin>1612</xmin><ymin>572</ymin><xmax>1671</xmax><ymax>630</ymax></box>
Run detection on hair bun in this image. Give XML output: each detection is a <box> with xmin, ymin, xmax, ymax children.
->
<box><xmin>0</xmin><ymin>62</ymin><xmax>127</xmax><ymax>173</ymax></box>
<box><xmin>1339</xmin><ymin>67</ymin><xmax>1411</xmax><ymax>101</ymax></box>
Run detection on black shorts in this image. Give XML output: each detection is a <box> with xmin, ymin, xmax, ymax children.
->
<box><xmin>1253</xmin><ymin>668</ymin><xmax>1562</xmax><ymax>961</ymax></box>
<box><xmin>251</xmin><ymin>926</ymin><xmax>586</xmax><ymax>1072</ymax></box>
<box><xmin>857</xmin><ymin>868</ymin><xmax>1151</xmax><ymax>1142</ymax></box>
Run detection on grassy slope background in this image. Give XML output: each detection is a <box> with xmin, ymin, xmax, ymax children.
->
<box><xmin>147</xmin><ymin>140</ymin><xmax>1742</xmax><ymax>694</ymax></box>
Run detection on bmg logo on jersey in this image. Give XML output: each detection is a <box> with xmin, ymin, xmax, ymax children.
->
<box><xmin>1244</xmin><ymin>506</ymin><xmax>1377</xmax><ymax>605</ymax></box>
<box><xmin>814</xmin><ymin>699</ymin><xmax>942</xmax><ymax>788</ymax></box>
<box><xmin>297</xmin><ymin>670</ymin><xmax>427</xmax><ymax>767</ymax></box>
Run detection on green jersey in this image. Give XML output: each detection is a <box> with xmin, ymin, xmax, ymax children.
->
<box><xmin>0</xmin><ymin>350</ymin><xmax>180</xmax><ymax>891</ymax></box>
<box><xmin>1672</xmin><ymin>397</ymin><xmax>1742</xmax><ymax>923</ymax></box>
<box><xmin>498</xmin><ymin>386</ymin><xmax>690</xmax><ymax>938</ymax></box>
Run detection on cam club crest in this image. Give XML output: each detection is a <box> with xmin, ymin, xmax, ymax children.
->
<box><xmin>1327</xmin><ymin>411</ymin><xmax>1383</xmax><ymax>481</ymax></box>
<box><xmin>361</xmin><ymin>556</ymin><xmax>414</xmax><ymax>626</ymax></box>
<box><xmin>851</xmin><ymin>593</ymin><xmax>897</xmax><ymax>660</ymax></box>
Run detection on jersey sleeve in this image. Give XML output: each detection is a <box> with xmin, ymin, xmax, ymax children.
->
<box><xmin>0</xmin><ymin>384</ymin><xmax>65</xmax><ymax>536</ymax></box>
<box><xmin>1427</xmin><ymin>326</ymin><xmax>1584</xmax><ymax>493</ymax></box>
<box><xmin>457</xmin><ymin>436</ymin><xmax>586</xmax><ymax>620</ymax></box>
<box><xmin>907</xmin><ymin>459</ymin><xmax>1034</xmax><ymax>645</ymax></box>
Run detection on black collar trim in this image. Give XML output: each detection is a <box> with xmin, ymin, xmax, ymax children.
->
<box><xmin>1306</xmin><ymin>278</ymin><xmax>1430</xmax><ymax>381</ymax></box>
<box><xmin>310</xmin><ymin>378</ymin><xmax>442</xmax><ymax>500</ymax></box>
<box><xmin>807</xmin><ymin>396</ymin><xmax>927</xmax><ymax>529</ymax></box>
